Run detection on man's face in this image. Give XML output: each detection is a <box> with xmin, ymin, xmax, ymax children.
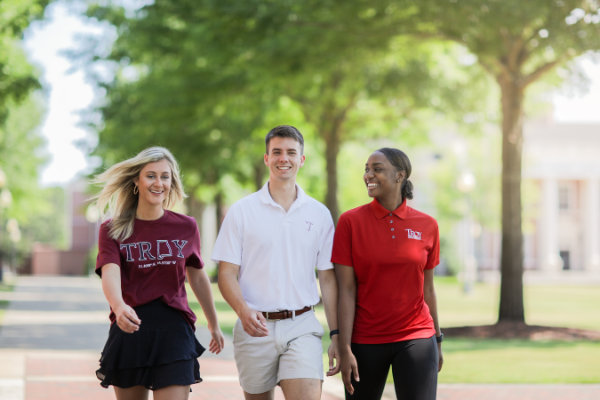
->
<box><xmin>264</xmin><ymin>137</ymin><xmax>305</xmax><ymax>181</ymax></box>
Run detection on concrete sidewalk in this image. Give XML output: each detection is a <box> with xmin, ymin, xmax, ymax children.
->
<box><xmin>0</xmin><ymin>276</ymin><xmax>599</xmax><ymax>400</ymax></box>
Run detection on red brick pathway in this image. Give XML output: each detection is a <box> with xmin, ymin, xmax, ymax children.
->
<box><xmin>17</xmin><ymin>351</ymin><xmax>600</xmax><ymax>399</ymax></box>
<box><xmin>2</xmin><ymin>276</ymin><xmax>600</xmax><ymax>400</ymax></box>
<box><xmin>17</xmin><ymin>351</ymin><xmax>343</xmax><ymax>400</ymax></box>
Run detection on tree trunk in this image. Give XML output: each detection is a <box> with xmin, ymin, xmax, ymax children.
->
<box><xmin>323</xmin><ymin>125</ymin><xmax>341</xmax><ymax>223</ymax></box>
<box><xmin>215</xmin><ymin>190</ymin><xmax>224</xmax><ymax>231</ymax></box>
<box><xmin>497</xmin><ymin>74</ymin><xmax>525</xmax><ymax>323</ymax></box>
<box><xmin>186</xmin><ymin>189</ymin><xmax>206</xmax><ymax>228</ymax></box>
<box><xmin>253</xmin><ymin>159</ymin><xmax>266</xmax><ymax>191</ymax></box>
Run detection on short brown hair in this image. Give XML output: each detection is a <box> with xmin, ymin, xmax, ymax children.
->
<box><xmin>265</xmin><ymin>125</ymin><xmax>304</xmax><ymax>154</ymax></box>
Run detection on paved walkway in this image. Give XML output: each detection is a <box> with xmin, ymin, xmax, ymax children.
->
<box><xmin>0</xmin><ymin>276</ymin><xmax>599</xmax><ymax>400</ymax></box>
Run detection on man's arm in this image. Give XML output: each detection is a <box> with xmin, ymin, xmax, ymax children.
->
<box><xmin>318</xmin><ymin>268</ymin><xmax>340</xmax><ymax>376</ymax></box>
<box><xmin>218</xmin><ymin>261</ymin><xmax>269</xmax><ymax>337</ymax></box>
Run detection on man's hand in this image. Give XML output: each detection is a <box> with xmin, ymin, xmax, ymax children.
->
<box><xmin>240</xmin><ymin>308</ymin><xmax>269</xmax><ymax>337</ymax></box>
<box><xmin>326</xmin><ymin>335</ymin><xmax>341</xmax><ymax>376</ymax></box>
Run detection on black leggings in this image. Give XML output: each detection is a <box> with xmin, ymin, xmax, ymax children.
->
<box><xmin>346</xmin><ymin>336</ymin><xmax>438</xmax><ymax>400</ymax></box>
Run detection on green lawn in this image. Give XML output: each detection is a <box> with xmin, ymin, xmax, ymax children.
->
<box><xmin>189</xmin><ymin>278</ymin><xmax>600</xmax><ymax>383</ymax></box>
<box><xmin>435</xmin><ymin>277</ymin><xmax>600</xmax><ymax>331</ymax></box>
<box><xmin>442</xmin><ymin>338</ymin><xmax>600</xmax><ymax>383</ymax></box>
<box><xmin>434</xmin><ymin>277</ymin><xmax>600</xmax><ymax>383</ymax></box>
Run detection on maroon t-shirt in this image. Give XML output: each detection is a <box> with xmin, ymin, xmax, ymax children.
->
<box><xmin>96</xmin><ymin>210</ymin><xmax>203</xmax><ymax>328</ymax></box>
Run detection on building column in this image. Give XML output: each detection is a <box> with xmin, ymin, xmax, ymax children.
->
<box><xmin>538</xmin><ymin>178</ymin><xmax>562</xmax><ymax>274</ymax></box>
<box><xmin>583</xmin><ymin>179</ymin><xmax>600</xmax><ymax>273</ymax></box>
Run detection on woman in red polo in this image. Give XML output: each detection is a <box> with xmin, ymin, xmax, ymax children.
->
<box><xmin>332</xmin><ymin>147</ymin><xmax>443</xmax><ymax>400</ymax></box>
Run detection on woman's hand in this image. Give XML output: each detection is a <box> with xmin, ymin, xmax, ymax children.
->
<box><xmin>100</xmin><ymin>263</ymin><xmax>140</xmax><ymax>334</ymax></box>
<box><xmin>340</xmin><ymin>348</ymin><xmax>360</xmax><ymax>395</ymax></box>
<box><xmin>113</xmin><ymin>303</ymin><xmax>141</xmax><ymax>333</ymax></box>
<box><xmin>209</xmin><ymin>327</ymin><xmax>225</xmax><ymax>354</ymax></box>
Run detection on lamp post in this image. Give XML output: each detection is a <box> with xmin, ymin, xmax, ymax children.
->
<box><xmin>6</xmin><ymin>218</ymin><xmax>21</xmax><ymax>274</ymax></box>
<box><xmin>0</xmin><ymin>168</ymin><xmax>7</xmax><ymax>282</ymax></box>
<box><xmin>457</xmin><ymin>171</ymin><xmax>477</xmax><ymax>294</ymax></box>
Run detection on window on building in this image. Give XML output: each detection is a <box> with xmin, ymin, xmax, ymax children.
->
<box><xmin>560</xmin><ymin>250</ymin><xmax>571</xmax><ymax>270</ymax></box>
<box><xmin>558</xmin><ymin>183</ymin><xmax>570</xmax><ymax>210</ymax></box>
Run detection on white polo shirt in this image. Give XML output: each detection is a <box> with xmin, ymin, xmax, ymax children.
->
<box><xmin>212</xmin><ymin>183</ymin><xmax>334</xmax><ymax>312</ymax></box>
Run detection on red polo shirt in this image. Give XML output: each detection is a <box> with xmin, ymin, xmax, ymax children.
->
<box><xmin>332</xmin><ymin>199</ymin><xmax>439</xmax><ymax>344</ymax></box>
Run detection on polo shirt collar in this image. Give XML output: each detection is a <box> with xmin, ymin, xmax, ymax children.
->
<box><xmin>369</xmin><ymin>198</ymin><xmax>409</xmax><ymax>220</ymax></box>
<box><xmin>259</xmin><ymin>182</ymin><xmax>307</xmax><ymax>209</ymax></box>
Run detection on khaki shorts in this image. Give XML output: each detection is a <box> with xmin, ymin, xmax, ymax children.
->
<box><xmin>232</xmin><ymin>310</ymin><xmax>324</xmax><ymax>394</ymax></box>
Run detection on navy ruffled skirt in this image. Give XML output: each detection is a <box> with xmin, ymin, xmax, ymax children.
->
<box><xmin>96</xmin><ymin>299</ymin><xmax>205</xmax><ymax>390</ymax></box>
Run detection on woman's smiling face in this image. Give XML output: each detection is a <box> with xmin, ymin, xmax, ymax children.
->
<box><xmin>364</xmin><ymin>151</ymin><xmax>403</xmax><ymax>199</ymax></box>
<box><xmin>134</xmin><ymin>159</ymin><xmax>172</xmax><ymax>208</ymax></box>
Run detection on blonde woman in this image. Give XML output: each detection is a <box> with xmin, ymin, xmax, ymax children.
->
<box><xmin>93</xmin><ymin>147</ymin><xmax>224</xmax><ymax>400</ymax></box>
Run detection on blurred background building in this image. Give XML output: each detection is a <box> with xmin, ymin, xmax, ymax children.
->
<box><xmin>28</xmin><ymin>181</ymin><xmax>96</xmax><ymax>275</ymax></box>
<box><xmin>475</xmin><ymin>117</ymin><xmax>600</xmax><ymax>282</ymax></box>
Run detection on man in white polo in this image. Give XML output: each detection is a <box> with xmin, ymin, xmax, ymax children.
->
<box><xmin>212</xmin><ymin>125</ymin><xmax>339</xmax><ymax>400</ymax></box>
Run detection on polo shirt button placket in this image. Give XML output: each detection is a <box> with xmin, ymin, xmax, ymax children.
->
<box><xmin>389</xmin><ymin>214</ymin><xmax>395</xmax><ymax>239</ymax></box>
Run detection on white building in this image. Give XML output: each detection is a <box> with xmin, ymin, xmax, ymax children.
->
<box><xmin>526</xmin><ymin>119</ymin><xmax>600</xmax><ymax>276</ymax></box>
<box><xmin>476</xmin><ymin>118</ymin><xmax>600</xmax><ymax>282</ymax></box>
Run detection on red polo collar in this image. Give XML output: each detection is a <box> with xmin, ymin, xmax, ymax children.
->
<box><xmin>369</xmin><ymin>198</ymin><xmax>409</xmax><ymax>220</ymax></box>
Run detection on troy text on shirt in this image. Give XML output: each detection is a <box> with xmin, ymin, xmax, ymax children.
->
<box><xmin>120</xmin><ymin>240</ymin><xmax>189</xmax><ymax>261</ymax></box>
<box><xmin>405</xmin><ymin>229</ymin><xmax>422</xmax><ymax>240</ymax></box>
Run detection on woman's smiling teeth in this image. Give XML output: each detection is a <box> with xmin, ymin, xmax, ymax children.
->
<box><xmin>367</xmin><ymin>183</ymin><xmax>378</xmax><ymax>189</ymax></box>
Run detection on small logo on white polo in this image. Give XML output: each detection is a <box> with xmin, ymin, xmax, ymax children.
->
<box><xmin>405</xmin><ymin>229</ymin><xmax>422</xmax><ymax>240</ymax></box>
<box><xmin>306</xmin><ymin>220</ymin><xmax>314</xmax><ymax>232</ymax></box>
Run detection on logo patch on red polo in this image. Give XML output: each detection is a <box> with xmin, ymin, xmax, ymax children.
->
<box><xmin>405</xmin><ymin>228</ymin><xmax>422</xmax><ymax>240</ymax></box>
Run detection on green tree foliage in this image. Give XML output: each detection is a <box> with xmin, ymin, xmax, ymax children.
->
<box><xmin>410</xmin><ymin>0</ymin><xmax>600</xmax><ymax>322</ymax></box>
<box><xmin>83</xmin><ymin>0</ymin><xmax>489</xmax><ymax>223</ymax></box>
<box><xmin>77</xmin><ymin>0</ymin><xmax>600</xmax><ymax>327</ymax></box>
<box><xmin>0</xmin><ymin>0</ymin><xmax>50</xmax><ymax>123</ymax></box>
<box><xmin>177</xmin><ymin>1</ymin><xmax>492</xmax><ymax>220</ymax></box>
<box><xmin>81</xmin><ymin>1</ymin><xmax>284</xmax><ymax>223</ymax></box>
<box><xmin>0</xmin><ymin>0</ymin><xmax>60</xmax><ymax>270</ymax></box>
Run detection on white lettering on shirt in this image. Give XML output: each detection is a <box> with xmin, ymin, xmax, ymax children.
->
<box><xmin>139</xmin><ymin>241</ymin><xmax>155</xmax><ymax>261</ymax></box>
<box><xmin>405</xmin><ymin>228</ymin><xmax>422</xmax><ymax>240</ymax></box>
<box><xmin>120</xmin><ymin>240</ymin><xmax>188</xmax><ymax>262</ymax></box>
<box><xmin>172</xmin><ymin>240</ymin><xmax>188</xmax><ymax>258</ymax></box>
<box><xmin>305</xmin><ymin>220</ymin><xmax>314</xmax><ymax>232</ymax></box>
<box><xmin>156</xmin><ymin>240</ymin><xmax>173</xmax><ymax>260</ymax></box>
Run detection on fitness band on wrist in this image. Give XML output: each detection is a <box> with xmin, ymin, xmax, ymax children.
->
<box><xmin>329</xmin><ymin>329</ymin><xmax>340</xmax><ymax>338</ymax></box>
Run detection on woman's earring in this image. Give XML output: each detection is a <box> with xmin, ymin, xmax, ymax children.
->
<box><xmin>133</xmin><ymin>185</ymin><xmax>139</xmax><ymax>195</ymax></box>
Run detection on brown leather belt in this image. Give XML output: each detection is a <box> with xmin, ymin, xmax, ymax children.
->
<box><xmin>262</xmin><ymin>305</ymin><xmax>313</xmax><ymax>320</ymax></box>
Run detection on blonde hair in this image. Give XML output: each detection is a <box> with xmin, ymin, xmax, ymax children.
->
<box><xmin>93</xmin><ymin>147</ymin><xmax>186</xmax><ymax>241</ymax></box>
